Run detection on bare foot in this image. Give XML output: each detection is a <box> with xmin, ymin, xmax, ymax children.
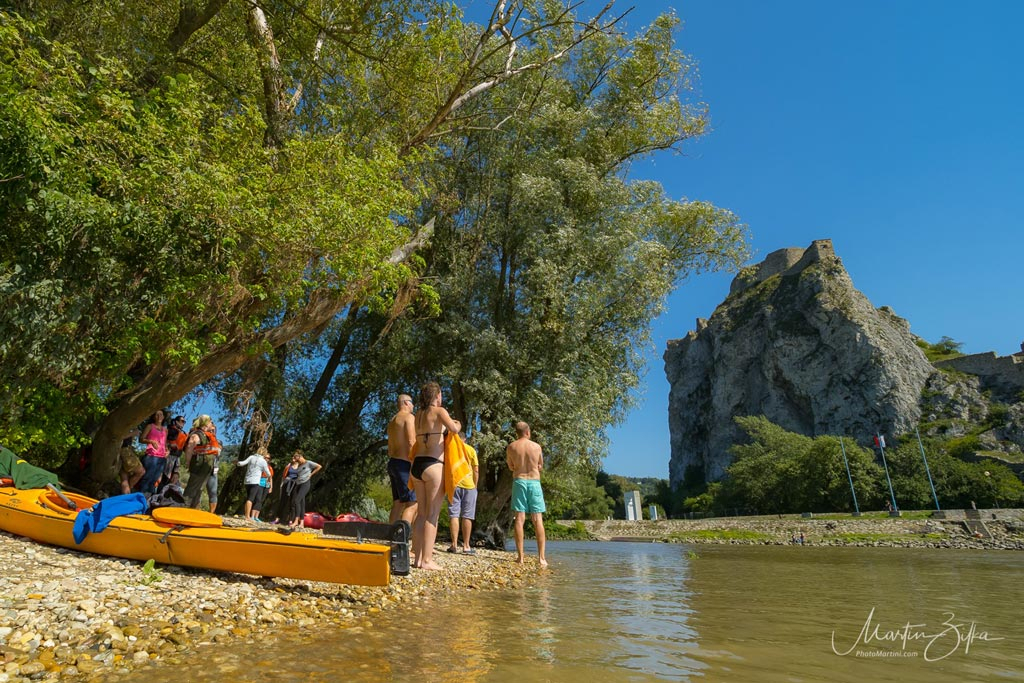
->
<box><xmin>539</xmin><ymin>558</ymin><xmax>549</xmax><ymax>569</ymax></box>
<box><xmin>417</xmin><ymin>561</ymin><xmax>442</xmax><ymax>571</ymax></box>
<box><xmin>516</xmin><ymin>556</ymin><xmax>525</xmax><ymax>564</ymax></box>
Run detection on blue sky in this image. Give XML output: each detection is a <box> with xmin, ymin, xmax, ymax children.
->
<box><xmin>601</xmin><ymin>1</ymin><xmax>1024</xmax><ymax>478</ymax></box>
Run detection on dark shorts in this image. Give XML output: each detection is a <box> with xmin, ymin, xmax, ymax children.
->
<box><xmin>254</xmin><ymin>485</ymin><xmax>269</xmax><ymax>509</ymax></box>
<box><xmin>245</xmin><ymin>483</ymin><xmax>262</xmax><ymax>503</ymax></box>
<box><xmin>387</xmin><ymin>458</ymin><xmax>416</xmax><ymax>503</ymax></box>
<box><xmin>449</xmin><ymin>486</ymin><xmax>477</xmax><ymax>519</ymax></box>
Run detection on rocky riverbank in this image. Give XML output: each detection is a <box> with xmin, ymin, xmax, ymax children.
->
<box><xmin>572</xmin><ymin>509</ymin><xmax>1024</xmax><ymax>550</ymax></box>
<box><xmin>0</xmin><ymin>528</ymin><xmax>536</xmax><ymax>682</ymax></box>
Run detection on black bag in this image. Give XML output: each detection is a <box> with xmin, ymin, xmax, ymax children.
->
<box><xmin>147</xmin><ymin>483</ymin><xmax>187</xmax><ymax>512</ymax></box>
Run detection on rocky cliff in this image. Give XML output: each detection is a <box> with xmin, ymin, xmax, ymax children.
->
<box><xmin>664</xmin><ymin>239</ymin><xmax>936</xmax><ymax>486</ymax></box>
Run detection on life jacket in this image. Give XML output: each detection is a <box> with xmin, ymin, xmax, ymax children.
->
<box><xmin>190</xmin><ymin>428</ymin><xmax>221</xmax><ymax>457</ymax></box>
<box><xmin>168</xmin><ymin>427</ymin><xmax>188</xmax><ymax>454</ymax></box>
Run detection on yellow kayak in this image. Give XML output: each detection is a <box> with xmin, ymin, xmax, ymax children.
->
<box><xmin>0</xmin><ymin>486</ymin><xmax>391</xmax><ymax>586</ymax></box>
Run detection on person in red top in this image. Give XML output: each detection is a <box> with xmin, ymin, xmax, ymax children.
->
<box><xmin>164</xmin><ymin>415</ymin><xmax>188</xmax><ymax>483</ymax></box>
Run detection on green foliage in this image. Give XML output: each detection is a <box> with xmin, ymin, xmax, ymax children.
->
<box><xmin>540</xmin><ymin>467</ymin><xmax>615</xmax><ymax>520</ymax></box>
<box><xmin>683</xmin><ymin>490</ymin><xmax>717</xmax><ymax>514</ymax></box>
<box><xmin>945</xmin><ymin>435</ymin><xmax>981</xmax><ymax>459</ymax></box>
<box><xmin>916</xmin><ymin>336</ymin><xmax>965</xmax><ymax>363</ymax></box>
<box><xmin>717</xmin><ymin>416</ymin><xmax>884</xmax><ymax>514</ymax></box>
<box><xmin>138</xmin><ymin>559</ymin><xmax>163</xmax><ymax>586</ymax></box>
<box><xmin>0</xmin><ymin>10</ymin><xmax>417</xmax><ymax>465</ymax></box>
<box><xmin>544</xmin><ymin>520</ymin><xmax>593</xmax><ymax>540</ymax></box>
<box><xmin>364</xmin><ymin>478</ymin><xmax>394</xmax><ymax>519</ymax></box>
<box><xmin>824</xmin><ymin>532</ymin><xmax>946</xmax><ymax>544</ymax></box>
<box><xmin>703</xmin><ymin>417</ymin><xmax>1024</xmax><ymax>514</ymax></box>
<box><xmin>985</xmin><ymin>403</ymin><xmax>1010</xmax><ymax>428</ymax></box>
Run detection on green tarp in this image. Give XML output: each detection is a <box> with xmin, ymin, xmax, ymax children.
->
<box><xmin>0</xmin><ymin>446</ymin><xmax>60</xmax><ymax>490</ymax></box>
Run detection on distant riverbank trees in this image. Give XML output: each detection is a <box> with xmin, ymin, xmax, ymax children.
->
<box><xmin>674</xmin><ymin>416</ymin><xmax>1024</xmax><ymax>516</ymax></box>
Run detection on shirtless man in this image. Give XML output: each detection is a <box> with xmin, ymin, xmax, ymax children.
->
<box><xmin>506</xmin><ymin>421</ymin><xmax>547</xmax><ymax>568</ymax></box>
<box><xmin>386</xmin><ymin>393</ymin><xmax>417</xmax><ymax>524</ymax></box>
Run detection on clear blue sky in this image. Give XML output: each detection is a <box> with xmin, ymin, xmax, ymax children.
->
<box><xmin>601</xmin><ymin>1</ymin><xmax>1024</xmax><ymax>478</ymax></box>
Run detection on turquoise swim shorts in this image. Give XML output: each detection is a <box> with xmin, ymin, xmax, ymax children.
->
<box><xmin>511</xmin><ymin>478</ymin><xmax>546</xmax><ymax>514</ymax></box>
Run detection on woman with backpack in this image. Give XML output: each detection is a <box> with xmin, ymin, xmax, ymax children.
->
<box><xmin>181</xmin><ymin>415</ymin><xmax>221</xmax><ymax>509</ymax></box>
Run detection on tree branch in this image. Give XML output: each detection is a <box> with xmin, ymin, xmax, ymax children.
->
<box><xmin>402</xmin><ymin>1</ymin><xmax>623</xmax><ymax>154</ymax></box>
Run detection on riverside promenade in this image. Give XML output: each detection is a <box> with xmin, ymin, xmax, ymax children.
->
<box><xmin>571</xmin><ymin>509</ymin><xmax>1024</xmax><ymax>550</ymax></box>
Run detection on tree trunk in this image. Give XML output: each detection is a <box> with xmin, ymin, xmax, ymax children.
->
<box><xmin>479</xmin><ymin>467</ymin><xmax>514</xmax><ymax>549</ymax></box>
<box><xmin>89</xmin><ymin>223</ymin><xmax>433</xmax><ymax>484</ymax></box>
<box><xmin>246</xmin><ymin>2</ymin><xmax>289</xmax><ymax>149</ymax></box>
<box><xmin>305</xmin><ymin>303</ymin><xmax>360</xmax><ymax>428</ymax></box>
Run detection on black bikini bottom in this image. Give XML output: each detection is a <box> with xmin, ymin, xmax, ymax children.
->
<box><xmin>411</xmin><ymin>456</ymin><xmax>442</xmax><ymax>479</ymax></box>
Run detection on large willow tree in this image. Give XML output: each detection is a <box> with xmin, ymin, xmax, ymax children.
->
<box><xmin>229</xmin><ymin>12</ymin><xmax>748</xmax><ymax>533</ymax></box>
<box><xmin>0</xmin><ymin>1</ymin><xmax>626</xmax><ymax>480</ymax></box>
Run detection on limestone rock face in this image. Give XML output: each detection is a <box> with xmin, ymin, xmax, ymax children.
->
<box><xmin>664</xmin><ymin>240</ymin><xmax>935</xmax><ymax>486</ymax></box>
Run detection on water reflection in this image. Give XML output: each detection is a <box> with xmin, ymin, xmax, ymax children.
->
<box><xmin>138</xmin><ymin>542</ymin><xmax>1024</xmax><ymax>682</ymax></box>
<box><xmin>685</xmin><ymin>545</ymin><xmax>1024</xmax><ymax>682</ymax></box>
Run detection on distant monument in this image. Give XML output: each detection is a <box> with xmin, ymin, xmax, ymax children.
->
<box><xmin>625</xmin><ymin>491</ymin><xmax>642</xmax><ymax>521</ymax></box>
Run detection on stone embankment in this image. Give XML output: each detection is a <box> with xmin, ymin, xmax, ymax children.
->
<box><xmin>0</xmin><ymin>527</ymin><xmax>535</xmax><ymax>682</ymax></box>
<box><xmin>572</xmin><ymin>509</ymin><xmax>1024</xmax><ymax>550</ymax></box>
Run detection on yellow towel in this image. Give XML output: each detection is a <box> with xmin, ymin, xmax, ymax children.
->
<box><xmin>443</xmin><ymin>433</ymin><xmax>472</xmax><ymax>504</ymax></box>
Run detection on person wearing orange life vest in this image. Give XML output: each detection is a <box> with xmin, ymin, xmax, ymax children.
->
<box><xmin>181</xmin><ymin>415</ymin><xmax>222</xmax><ymax>510</ymax></box>
<box><xmin>163</xmin><ymin>415</ymin><xmax>188</xmax><ymax>483</ymax></box>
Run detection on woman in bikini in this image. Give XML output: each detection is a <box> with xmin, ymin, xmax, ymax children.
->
<box><xmin>410</xmin><ymin>381</ymin><xmax>461</xmax><ymax>570</ymax></box>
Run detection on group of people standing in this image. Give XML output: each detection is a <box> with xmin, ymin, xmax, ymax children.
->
<box><xmin>117</xmin><ymin>412</ymin><xmax>224</xmax><ymax>509</ymax></box>
<box><xmin>386</xmin><ymin>382</ymin><xmax>548</xmax><ymax>570</ymax></box>
<box><xmin>116</xmin><ymin>412</ymin><xmax>321</xmax><ymax>527</ymax></box>
<box><xmin>236</xmin><ymin>447</ymin><xmax>321</xmax><ymax>526</ymax></box>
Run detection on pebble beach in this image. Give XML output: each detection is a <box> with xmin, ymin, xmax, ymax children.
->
<box><xmin>0</xmin><ymin>526</ymin><xmax>536</xmax><ymax>682</ymax></box>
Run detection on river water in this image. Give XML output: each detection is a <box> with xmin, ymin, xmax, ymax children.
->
<box><xmin>152</xmin><ymin>541</ymin><xmax>1023</xmax><ymax>682</ymax></box>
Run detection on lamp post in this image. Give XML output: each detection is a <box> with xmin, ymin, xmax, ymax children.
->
<box><xmin>876</xmin><ymin>433</ymin><xmax>899</xmax><ymax>516</ymax></box>
<box><xmin>839</xmin><ymin>438</ymin><xmax>861</xmax><ymax>516</ymax></box>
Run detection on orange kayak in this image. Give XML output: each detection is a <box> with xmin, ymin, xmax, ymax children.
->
<box><xmin>0</xmin><ymin>486</ymin><xmax>391</xmax><ymax>586</ymax></box>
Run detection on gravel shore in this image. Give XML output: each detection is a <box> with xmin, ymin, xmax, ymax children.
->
<box><xmin>0</xmin><ymin>526</ymin><xmax>536</xmax><ymax>682</ymax></box>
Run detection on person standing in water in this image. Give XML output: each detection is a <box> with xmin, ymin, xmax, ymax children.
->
<box><xmin>507</xmin><ymin>421</ymin><xmax>547</xmax><ymax>568</ymax></box>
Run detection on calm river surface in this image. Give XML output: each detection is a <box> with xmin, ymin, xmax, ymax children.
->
<box><xmin>153</xmin><ymin>542</ymin><xmax>1022</xmax><ymax>682</ymax></box>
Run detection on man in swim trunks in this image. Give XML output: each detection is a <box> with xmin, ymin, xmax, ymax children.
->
<box><xmin>387</xmin><ymin>393</ymin><xmax>417</xmax><ymax>524</ymax></box>
<box><xmin>506</xmin><ymin>421</ymin><xmax>547</xmax><ymax>568</ymax></box>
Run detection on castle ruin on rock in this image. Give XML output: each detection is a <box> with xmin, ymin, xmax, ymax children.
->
<box><xmin>663</xmin><ymin>239</ymin><xmax>937</xmax><ymax>488</ymax></box>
